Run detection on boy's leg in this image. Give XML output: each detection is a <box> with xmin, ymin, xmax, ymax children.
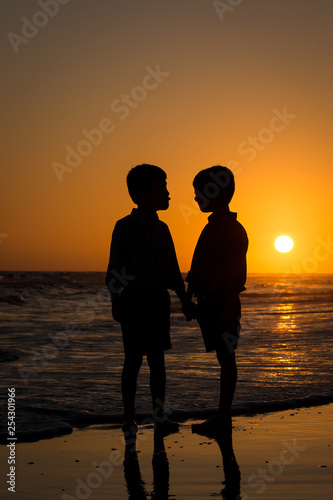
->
<box><xmin>122</xmin><ymin>351</ymin><xmax>143</xmax><ymax>424</ymax></box>
<box><xmin>147</xmin><ymin>350</ymin><xmax>179</xmax><ymax>433</ymax></box>
<box><xmin>216</xmin><ymin>348</ymin><xmax>237</xmax><ymax>418</ymax></box>
<box><xmin>192</xmin><ymin>348</ymin><xmax>237</xmax><ymax>435</ymax></box>
<box><xmin>147</xmin><ymin>350</ymin><xmax>166</xmax><ymax>421</ymax></box>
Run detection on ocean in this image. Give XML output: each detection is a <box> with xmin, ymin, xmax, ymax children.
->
<box><xmin>0</xmin><ymin>272</ymin><xmax>332</xmax><ymax>442</ymax></box>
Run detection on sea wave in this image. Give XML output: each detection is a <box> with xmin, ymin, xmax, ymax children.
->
<box><xmin>1</xmin><ymin>393</ymin><xmax>332</xmax><ymax>444</ymax></box>
<box><xmin>0</xmin><ymin>271</ymin><xmax>104</xmax><ymax>288</ymax></box>
<box><xmin>1</xmin><ymin>272</ymin><xmax>332</xmax><ymax>445</ymax></box>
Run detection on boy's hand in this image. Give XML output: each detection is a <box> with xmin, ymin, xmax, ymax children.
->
<box><xmin>181</xmin><ymin>299</ymin><xmax>197</xmax><ymax>321</ymax></box>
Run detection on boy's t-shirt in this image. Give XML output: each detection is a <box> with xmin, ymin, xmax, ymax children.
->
<box><xmin>106</xmin><ymin>208</ymin><xmax>184</xmax><ymax>353</ymax></box>
<box><xmin>186</xmin><ymin>210</ymin><xmax>248</xmax><ymax>298</ymax></box>
<box><xmin>106</xmin><ymin>208</ymin><xmax>184</xmax><ymax>295</ymax></box>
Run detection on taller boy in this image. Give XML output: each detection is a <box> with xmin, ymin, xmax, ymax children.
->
<box><xmin>186</xmin><ymin>165</ymin><xmax>248</xmax><ymax>433</ymax></box>
<box><xmin>106</xmin><ymin>164</ymin><xmax>195</xmax><ymax>433</ymax></box>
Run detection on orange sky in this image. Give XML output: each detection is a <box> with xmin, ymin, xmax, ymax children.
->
<box><xmin>1</xmin><ymin>0</ymin><xmax>333</xmax><ymax>273</ymax></box>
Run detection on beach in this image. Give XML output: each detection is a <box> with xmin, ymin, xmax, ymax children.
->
<box><xmin>1</xmin><ymin>403</ymin><xmax>332</xmax><ymax>500</ymax></box>
<box><xmin>2</xmin><ymin>0</ymin><xmax>333</xmax><ymax>497</ymax></box>
<box><xmin>1</xmin><ymin>272</ymin><xmax>333</xmax><ymax>497</ymax></box>
<box><xmin>1</xmin><ymin>272</ymin><xmax>333</xmax><ymax>433</ymax></box>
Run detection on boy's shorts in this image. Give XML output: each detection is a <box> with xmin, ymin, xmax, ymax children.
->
<box><xmin>196</xmin><ymin>291</ymin><xmax>241</xmax><ymax>353</ymax></box>
<box><xmin>120</xmin><ymin>288</ymin><xmax>171</xmax><ymax>354</ymax></box>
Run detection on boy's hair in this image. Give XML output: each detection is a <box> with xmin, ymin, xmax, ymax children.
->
<box><xmin>193</xmin><ymin>165</ymin><xmax>235</xmax><ymax>205</ymax></box>
<box><xmin>127</xmin><ymin>164</ymin><xmax>167</xmax><ymax>204</ymax></box>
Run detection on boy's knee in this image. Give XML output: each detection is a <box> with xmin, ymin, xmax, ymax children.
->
<box><xmin>124</xmin><ymin>352</ymin><xmax>143</xmax><ymax>369</ymax></box>
<box><xmin>216</xmin><ymin>349</ymin><xmax>235</xmax><ymax>365</ymax></box>
<box><xmin>147</xmin><ymin>350</ymin><xmax>165</xmax><ymax>367</ymax></box>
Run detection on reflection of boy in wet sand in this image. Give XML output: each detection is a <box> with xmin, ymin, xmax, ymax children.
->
<box><xmin>186</xmin><ymin>166</ymin><xmax>248</xmax><ymax>433</ymax></box>
<box><xmin>123</xmin><ymin>430</ymin><xmax>170</xmax><ymax>499</ymax></box>
<box><xmin>106</xmin><ymin>164</ymin><xmax>196</xmax><ymax>434</ymax></box>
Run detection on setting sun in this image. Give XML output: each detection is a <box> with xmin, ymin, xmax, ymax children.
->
<box><xmin>274</xmin><ymin>236</ymin><xmax>294</xmax><ymax>253</ymax></box>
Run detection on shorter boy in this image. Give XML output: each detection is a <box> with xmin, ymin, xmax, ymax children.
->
<box><xmin>186</xmin><ymin>166</ymin><xmax>248</xmax><ymax>433</ymax></box>
<box><xmin>106</xmin><ymin>164</ymin><xmax>195</xmax><ymax>434</ymax></box>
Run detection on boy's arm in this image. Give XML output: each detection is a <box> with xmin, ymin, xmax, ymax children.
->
<box><xmin>175</xmin><ymin>286</ymin><xmax>197</xmax><ymax>321</ymax></box>
<box><xmin>217</xmin><ymin>228</ymin><xmax>248</xmax><ymax>331</ymax></box>
<box><xmin>106</xmin><ymin>221</ymin><xmax>126</xmax><ymax>294</ymax></box>
<box><xmin>164</xmin><ymin>226</ymin><xmax>197</xmax><ymax>320</ymax></box>
<box><xmin>106</xmin><ymin>221</ymin><xmax>126</xmax><ymax>322</ymax></box>
<box><xmin>175</xmin><ymin>275</ymin><xmax>197</xmax><ymax>321</ymax></box>
<box><xmin>110</xmin><ymin>292</ymin><xmax>123</xmax><ymax>323</ymax></box>
<box><xmin>185</xmin><ymin>280</ymin><xmax>194</xmax><ymax>300</ymax></box>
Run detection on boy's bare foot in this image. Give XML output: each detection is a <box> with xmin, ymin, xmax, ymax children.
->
<box><xmin>192</xmin><ymin>415</ymin><xmax>232</xmax><ymax>436</ymax></box>
<box><xmin>122</xmin><ymin>419</ymin><xmax>138</xmax><ymax>434</ymax></box>
<box><xmin>155</xmin><ymin>418</ymin><xmax>179</xmax><ymax>435</ymax></box>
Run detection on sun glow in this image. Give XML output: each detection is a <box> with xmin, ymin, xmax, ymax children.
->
<box><xmin>274</xmin><ymin>235</ymin><xmax>294</xmax><ymax>253</ymax></box>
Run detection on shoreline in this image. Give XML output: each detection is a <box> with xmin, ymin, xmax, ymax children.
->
<box><xmin>0</xmin><ymin>403</ymin><xmax>332</xmax><ymax>499</ymax></box>
<box><xmin>1</xmin><ymin>392</ymin><xmax>333</xmax><ymax>445</ymax></box>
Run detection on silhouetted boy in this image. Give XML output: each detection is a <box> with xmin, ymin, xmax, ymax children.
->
<box><xmin>106</xmin><ymin>164</ymin><xmax>195</xmax><ymax>434</ymax></box>
<box><xmin>186</xmin><ymin>166</ymin><xmax>248</xmax><ymax>433</ymax></box>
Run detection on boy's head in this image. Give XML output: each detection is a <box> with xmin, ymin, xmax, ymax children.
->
<box><xmin>193</xmin><ymin>165</ymin><xmax>235</xmax><ymax>212</ymax></box>
<box><xmin>127</xmin><ymin>164</ymin><xmax>170</xmax><ymax>211</ymax></box>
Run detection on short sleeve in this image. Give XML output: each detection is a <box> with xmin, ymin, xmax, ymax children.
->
<box><xmin>105</xmin><ymin>221</ymin><xmax>124</xmax><ymax>293</ymax></box>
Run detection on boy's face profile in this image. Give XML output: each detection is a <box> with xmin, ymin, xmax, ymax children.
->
<box><xmin>142</xmin><ymin>179</ymin><xmax>170</xmax><ymax>211</ymax></box>
<box><xmin>194</xmin><ymin>187</ymin><xmax>215</xmax><ymax>213</ymax></box>
<box><xmin>193</xmin><ymin>166</ymin><xmax>234</xmax><ymax>214</ymax></box>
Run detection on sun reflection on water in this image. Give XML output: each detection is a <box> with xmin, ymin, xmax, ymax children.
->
<box><xmin>275</xmin><ymin>303</ymin><xmax>297</xmax><ymax>332</ymax></box>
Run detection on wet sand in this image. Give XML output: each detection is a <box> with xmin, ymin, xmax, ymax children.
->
<box><xmin>1</xmin><ymin>403</ymin><xmax>332</xmax><ymax>500</ymax></box>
